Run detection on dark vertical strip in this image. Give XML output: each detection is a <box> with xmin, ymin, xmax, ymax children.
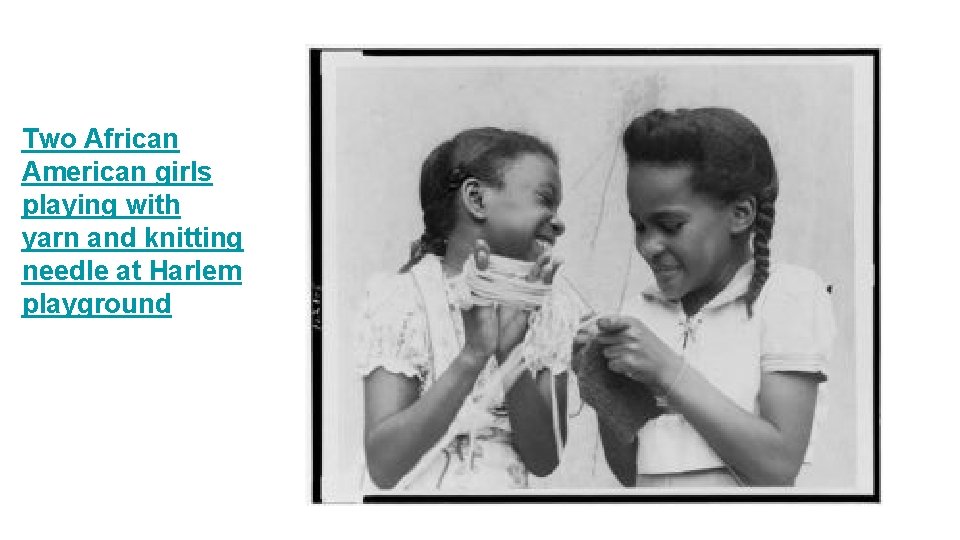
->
<box><xmin>310</xmin><ymin>48</ymin><xmax>323</xmax><ymax>504</ymax></box>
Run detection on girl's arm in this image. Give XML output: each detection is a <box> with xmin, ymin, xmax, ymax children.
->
<box><xmin>496</xmin><ymin>251</ymin><xmax>569</xmax><ymax>476</ymax></box>
<box><xmin>662</xmin><ymin>367</ymin><xmax>819</xmax><ymax>486</ymax></box>
<box><xmin>597</xmin><ymin>316</ymin><xmax>819</xmax><ymax>486</ymax></box>
<box><xmin>504</xmin><ymin>366</ymin><xmax>567</xmax><ymax>476</ymax></box>
<box><xmin>365</xmin><ymin>240</ymin><xmax>507</xmax><ymax>489</ymax></box>
<box><xmin>364</xmin><ymin>347</ymin><xmax>489</xmax><ymax>490</ymax></box>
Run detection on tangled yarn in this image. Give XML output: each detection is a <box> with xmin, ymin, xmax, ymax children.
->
<box><xmin>451</xmin><ymin>254</ymin><xmax>553</xmax><ymax>311</ymax></box>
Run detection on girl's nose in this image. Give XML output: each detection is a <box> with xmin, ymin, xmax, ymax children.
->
<box><xmin>550</xmin><ymin>215</ymin><xmax>565</xmax><ymax>238</ymax></box>
<box><xmin>637</xmin><ymin>233</ymin><xmax>665</xmax><ymax>259</ymax></box>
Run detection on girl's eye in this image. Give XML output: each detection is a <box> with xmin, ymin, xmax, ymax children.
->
<box><xmin>538</xmin><ymin>193</ymin><xmax>556</xmax><ymax>207</ymax></box>
<box><xmin>659</xmin><ymin>221</ymin><xmax>684</xmax><ymax>234</ymax></box>
<box><xmin>634</xmin><ymin>222</ymin><xmax>646</xmax><ymax>234</ymax></box>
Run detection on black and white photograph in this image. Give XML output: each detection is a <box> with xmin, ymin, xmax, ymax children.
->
<box><xmin>316</xmin><ymin>50</ymin><xmax>877</xmax><ymax>501</ymax></box>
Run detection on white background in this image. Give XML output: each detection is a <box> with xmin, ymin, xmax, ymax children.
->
<box><xmin>0</xmin><ymin>1</ymin><xmax>954</xmax><ymax>539</ymax></box>
<box><xmin>325</xmin><ymin>56</ymin><xmax>867</xmax><ymax>498</ymax></box>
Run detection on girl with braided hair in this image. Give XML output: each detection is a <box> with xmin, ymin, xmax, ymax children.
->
<box><xmin>578</xmin><ymin>108</ymin><xmax>835</xmax><ymax>487</ymax></box>
<box><xmin>358</xmin><ymin>127</ymin><xmax>591</xmax><ymax>490</ymax></box>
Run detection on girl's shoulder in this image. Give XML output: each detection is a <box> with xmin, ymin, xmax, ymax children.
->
<box><xmin>362</xmin><ymin>269</ymin><xmax>418</xmax><ymax>303</ymax></box>
<box><xmin>762</xmin><ymin>262</ymin><xmax>832</xmax><ymax>306</ymax></box>
<box><xmin>362</xmin><ymin>270</ymin><xmax>419</xmax><ymax>303</ymax></box>
<box><xmin>758</xmin><ymin>262</ymin><xmax>836</xmax><ymax>342</ymax></box>
<box><xmin>357</xmin><ymin>253</ymin><xmax>446</xmax><ymax>332</ymax></box>
<box><xmin>356</xmin><ymin>269</ymin><xmax>431</xmax><ymax>380</ymax></box>
<box><xmin>756</xmin><ymin>262</ymin><xmax>836</xmax><ymax>373</ymax></box>
<box><xmin>358</xmin><ymin>269</ymin><xmax>428</xmax><ymax>328</ymax></box>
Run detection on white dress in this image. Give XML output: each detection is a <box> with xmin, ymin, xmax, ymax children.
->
<box><xmin>623</xmin><ymin>260</ymin><xmax>836</xmax><ymax>475</ymax></box>
<box><xmin>356</xmin><ymin>254</ymin><xmax>591</xmax><ymax>491</ymax></box>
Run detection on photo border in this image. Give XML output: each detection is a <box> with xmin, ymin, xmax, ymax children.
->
<box><xmin>310</xmin><ymin>47</ymin><xmax>880</xmax><ymax>504</ymax></box>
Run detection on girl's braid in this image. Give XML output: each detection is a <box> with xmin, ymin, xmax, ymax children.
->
<box><xmin>743</xmin><ymin>189</ymin><xmax>776</xmax><ymax>316</ymax></box>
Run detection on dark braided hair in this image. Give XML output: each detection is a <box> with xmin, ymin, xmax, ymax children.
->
<box><xmin>622</xmin><ymin>108</ymin><xmax>778</xmax><ymax>317</ymax></box>
<box><xmin>399</xmin><ymin>127</ymin><xmax>558</xmax><ymax>273</ymax></box>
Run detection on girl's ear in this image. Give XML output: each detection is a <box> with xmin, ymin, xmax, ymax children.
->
<box><xmin>460</xmin><ymin>178</ymin><xmax>486</xmax><ymax>220</ymax></box>
<box><xmin>729</xmin><ymin>194</ymin><xmax>756</xmax><ymax>234</ymax></box>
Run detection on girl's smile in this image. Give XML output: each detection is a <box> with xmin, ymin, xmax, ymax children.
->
<box><xmin>483</xmin><ymin>153</ymin><xmax>565</xmax><ymax>261</ymax></box>
<box><xmin>627</xmin><ymin>162</ymin><xmax>748</xmax><ymax>314</ymax></box>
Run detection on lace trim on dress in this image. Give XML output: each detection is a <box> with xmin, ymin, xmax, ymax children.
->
<box><xmin>356</xmin><ymin>273</ymin><xmax>430</xmax><ymax>381</ymax></box>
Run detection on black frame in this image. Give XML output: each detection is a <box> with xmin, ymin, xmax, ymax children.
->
<box><xmin>310</xmin><ymin>48</ymin><xmax>880</xmax><ymax>504</ymax></box>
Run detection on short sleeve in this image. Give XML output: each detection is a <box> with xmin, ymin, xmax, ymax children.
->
<box><xmin>355</xmin><ymin>272</ymin><xmax>431</xmax><ymax>381</ymax></box>
<box><xmin>758</xmin><ymin>265</ymin><xmax>836</xmax><ymax>381</ymax></box>
<box><xmin>521</xmin><ymin>275</ymin><xmax>595</xmax><ymax>375</ymax></box>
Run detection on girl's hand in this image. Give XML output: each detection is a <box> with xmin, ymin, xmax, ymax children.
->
<box><xmin>461</xmin><ymin>241</ymin><xmax>499</xmax><ymax>361</ymax></box>
<box><xmin>594</xmin><ymin>315</ymin><xmax>683</xmax><ymax>390</ymax></box>
<box><xmin>461</xmin><ymin>240</ymin><xmax>563</xmax><ymax>363</ymax></box>
<box><xmin>495</xmin><ymin>249</ymin><xmax>562</xmax><ymax>360</ymax></box>
<box><xmin>573</xmin><ymin>316</ymin><xmax>600</xmax><ymax>357</ymax></box>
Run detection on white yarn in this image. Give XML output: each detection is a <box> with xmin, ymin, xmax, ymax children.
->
<box><xmin>454</xmin><ymin>253</ymin><xmax>553</xmax><ymax>310</ymax></box>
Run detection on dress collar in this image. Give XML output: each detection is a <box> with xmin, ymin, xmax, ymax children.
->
<box><xmin>641</xmin><ymin>259</ymin><xmax>756</xmax><ymax>312</ymax></box>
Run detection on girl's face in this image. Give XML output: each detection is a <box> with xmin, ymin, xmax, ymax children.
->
<box><xmin>626</xmin><ymin>162</ymin><xmax>744</xmax><ymax>305</ymax></box>
<box><xmin>482</xmin><ymin>153</ymin><xmax>565</xmax><ymax>261</ymax></box>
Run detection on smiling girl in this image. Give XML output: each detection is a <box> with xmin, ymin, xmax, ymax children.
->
<box><xmin>579</xmin><ymin>108</ymin><xmax>836</xmax><ymax>487</ymax></box>
<box><xmin>358</xmin><ymin>127</ymin><xmax>590</xmax><ymax>490</ymax></box>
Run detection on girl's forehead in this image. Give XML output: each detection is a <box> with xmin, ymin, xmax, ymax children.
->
<box><xmin>627</xmin><ymin>162</ymin><xmax>720</xmax><ymax>213</ymax></box>
<box><xmin>500</xmin><ymin>153</ymin><xmax>560</xmax><ymax>189</ymax></box>
<box><xmin>628</xmin><ymin>163</ymin><xmax>695</xmax><ymax>199</ymax></box>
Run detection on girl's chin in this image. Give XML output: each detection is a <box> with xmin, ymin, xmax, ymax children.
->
<box><xmin>486</xmin><ymin>238</ymin><xmax>551</xmax><ymax>262</ymax></box>
<box><xmin>654</xmin><ymin>277</ymin><xmax>685</xmax><ymax>300</ymax></box>
<box><xmin>659</xmin><ymin>288</ymin><xmax>683</xmax><ymax>301</ymax></box>
<box><xmin>507</xmin><ymin>242</ymin><xmax>549</xmax><ymax>262</ymax></box>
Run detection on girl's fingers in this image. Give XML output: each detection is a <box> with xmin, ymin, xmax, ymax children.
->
<box><xmin>574</xmin><ymin>328</ymin><xmax>592</xmax><ymax>342</ymax></box>
<box><xmin>543</xmin><ymin>255</ymin><xmax>563</xmax><ymax>285</ymax></box>
<box><xmin>594</xmin><ymin>333</ymin><xmax>631</xmax><ymax>346</ymax></box>
<box><xmin>597</xmin><ymin>316</ymin><xmax>632</xmax><ymax>334</ymax></box>
<box><xmin>607</xmin><ymin>357</ymin><xmax>625</xmax><ymax>372</ymax></box>
<box><xmin>577</xmin><ymin>314</ymin><xmax>599</xmax><ymax>334</ymax></box>
<box><xmin>573</xmin><ymin>330</ymin><xmax>593</xmax><ymax>350</ymax></box>
<box><xmin>601</xmin><ymin>344</ymin><xmax>630</xmax><ymax>359</ymax></box>
<box><xmin>527</xmin><ymin>252</ymin><xmax>550</xmax><ymax>282</ymax></box>
<box><xmin>607</xmin><ymin>358</ymin><xmax>634</xmax><ymax>377</ymax></box>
